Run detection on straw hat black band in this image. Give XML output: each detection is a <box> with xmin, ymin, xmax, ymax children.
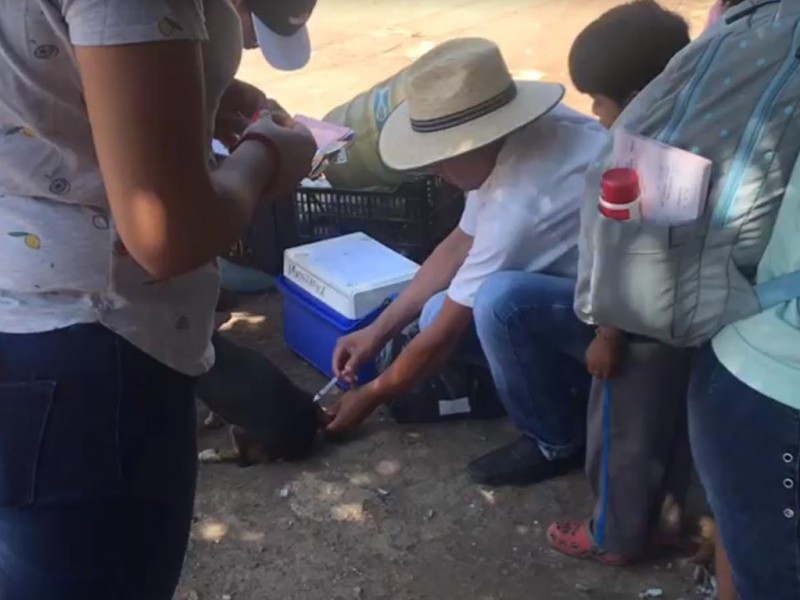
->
<box><xmin>409</xmin><ymin>83</ymin><xmax>518</xmax><ymax>133</ymax></box>
<box><xmin>378</xmin><ymin>38</ymin><xmax>564</xmax><ymax>171</ymax></box>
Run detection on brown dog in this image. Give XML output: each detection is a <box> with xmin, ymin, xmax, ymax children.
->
<box><xmin>196</xmin><ymin>333</ymin><xmax>327</xmax><ymax>466</ymax></box>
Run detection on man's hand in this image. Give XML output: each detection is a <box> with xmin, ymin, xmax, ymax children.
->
<box><xmin>585</xmin><ymin>327</ymin><xmax>626</xmax><ymax>379</ymax></box>
<box><xmin>328</xmin><ymin>297</ymin><xmax>472</xmax><ymax>436</ymax></box>
<box><xmin>325</xmin><ymin>386</ymin><xmax>383</xmax><ymax>436</ymax></box>
<box><xmin>332</xmin><ymin>325</ymin><xmax>384</xmax><ymax>386</ymax></box>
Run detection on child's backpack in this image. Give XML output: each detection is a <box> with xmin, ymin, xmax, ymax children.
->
<box><xmin>576</xmin><ymin>0</ymin><xmax>800</xmax><ymax>346</ymax></box>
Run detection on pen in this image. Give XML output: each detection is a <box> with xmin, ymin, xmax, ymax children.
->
<box><xmin>313</xmin><ymin>377</ymin><xmax>339</xmax><ymax>403</ymax></box>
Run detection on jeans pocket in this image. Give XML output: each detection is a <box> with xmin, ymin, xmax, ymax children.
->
<box><xmin>0</xmin><ymin>381</ymin><xmax>55</xmax><ymax>508</ymax></box>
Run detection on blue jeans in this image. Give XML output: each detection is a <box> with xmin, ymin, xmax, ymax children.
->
<box><xmin>0</xmin><ymin>324</ymin><xmax>197</xmax><ymax>600</ymax></box>
<box><xmin>421</xmin><ymin>272</ymin><xmax>594</xmax><ymax>458</ymax></box>
<box><xmin>689</xmin><ymin>345</ymin><xmax>800</xmax><ymax>600</ymax></box>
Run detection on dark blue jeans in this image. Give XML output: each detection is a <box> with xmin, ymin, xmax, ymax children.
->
<box><xmin>689</xmin><ymin>345</ymin><xmax>800</xmax><ymax>600</ymax></box>
<box><xmin>471</xmin><ymin>271</ymin><xmax>594</xmax><ymax>458</ymax></box>
<box><xmin>0</xmin><ymin>324</ymin><xmax>197</xmax><ymax>600</ymax></box>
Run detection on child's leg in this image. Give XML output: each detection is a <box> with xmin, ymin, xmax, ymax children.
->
<box><xmin>587</xmin><ymin>339</ymin><xmax>693</xmax><ymax>558</ymax></box>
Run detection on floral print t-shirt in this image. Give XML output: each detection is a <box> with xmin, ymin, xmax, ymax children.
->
<box><xmin>0</xmin><ymin>0</ymin><xmax>242</xmax><ymax>375</ymax></box>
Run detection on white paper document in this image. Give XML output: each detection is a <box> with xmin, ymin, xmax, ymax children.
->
<box><xmin>610</xmin><ymin>129</ymin><xmax>713</xmax><ymax>224</ymax></box>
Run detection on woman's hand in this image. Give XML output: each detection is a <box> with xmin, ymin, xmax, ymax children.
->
<box><xmin>243</xmin><ymin>111</ymin><xmax>316</xmax><ymax>196</ymax></box>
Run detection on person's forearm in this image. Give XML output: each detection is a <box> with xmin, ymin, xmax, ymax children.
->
<box><xmin>370</xmin><ymin>229</ymin><xmax>471</xmax><ymax>343</ymax></box>
<box><xmin>131</xmin><ymin>140</ymin><xmax>276</xmax><ymax>280</ymax></box>
<box><xmin>76</xmin><ymin>41</ymin><xmax>279</xmax><ymax>279</ymax></box>
<box><xmin>209</xmin><ymin>140</ymin><xmax>276</xmax><ymax>236</ymax></box>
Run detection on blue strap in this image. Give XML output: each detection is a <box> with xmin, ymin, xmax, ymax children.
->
<box><xmin>754</xmin><ymin>269</ymin><xmax>800</xmax><ymax>310</ymax></box>
<box><xmin>595</xmin><ymin>381</ymin><xmax>612</xmax><ymax>549</ymax></box>
<box><xmin>725</xmin><ymin>0</ymin><xmax>781</xmax><ymax>24</ymax></box>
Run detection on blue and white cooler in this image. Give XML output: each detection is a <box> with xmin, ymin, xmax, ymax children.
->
<box><xmin>277</xmin><ymin>232</ymin><xmax>419</xmax><ymax>383</ymax></box>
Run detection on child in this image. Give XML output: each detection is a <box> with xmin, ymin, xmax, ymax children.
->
<box><xmin>546</xmin><ymin>0</ymin><xmax>692</xmax><ymax>565</ymax></box>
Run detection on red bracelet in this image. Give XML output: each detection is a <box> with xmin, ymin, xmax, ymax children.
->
<box><xmin>230</xmin><ymin>131</ymin><xmax>281</xmax><ymax>193</ymax></box>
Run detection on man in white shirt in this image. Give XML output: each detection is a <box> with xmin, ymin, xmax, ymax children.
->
<box><xmin>326</xmin><ymin>38</ymin><xmax>608</xmax><ymax>485</ymax></box>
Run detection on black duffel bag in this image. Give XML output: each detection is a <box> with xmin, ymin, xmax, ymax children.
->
<box><xmin>377</xmin><ymin>323</ymin><xmax>506</xmax><ymax>424</ymax></box>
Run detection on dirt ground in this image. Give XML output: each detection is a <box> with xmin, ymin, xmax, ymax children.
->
<box><xmin>236</xmin><ymin>0</ymin><xmax>717</xmax><ymax>118</ymax></box>
<box><xmin>177</xmin><ymin>2</ymin><xmax>720</xmax><ymax>599</ymax></box>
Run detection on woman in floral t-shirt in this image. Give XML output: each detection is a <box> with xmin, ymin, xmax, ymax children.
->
<box><xmin>0</xmin><ymin>0</ymin><xmax>315</xmax><ymax>597</ymax></box>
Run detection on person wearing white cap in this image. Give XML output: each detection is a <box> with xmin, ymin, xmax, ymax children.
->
<box><xmin>328</xmin><ymin>38</ymin><xmax>609</xmax><ymax>487</ymax></box>
<box><xmin>247</xmin><ymin>0</ymin><xmax>316</xmax><ymax>71</ymax></box>
<box><xmin>215</xmin><ymin>0</ymin><xmax>318</xmax><ymax>148</ymax></box>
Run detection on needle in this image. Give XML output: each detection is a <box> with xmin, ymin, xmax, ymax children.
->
<box><xmin>313</xmin><ymin>377</ymin><xmax>339</xmax><ymax>403</ymax></box>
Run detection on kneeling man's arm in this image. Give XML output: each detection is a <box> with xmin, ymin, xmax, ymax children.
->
<box><xmin>325</xmin><ymin>298</ymin><xmax>472</xmax><ymax>435</ymax></box>
<box><xmin>369</xmin><ymin>297</ymin><xmax>473</xmax><ymax>399</ymax></box>
<box><xmin>373</xmin><ymin>206</ymin><xmax>533</xmax><ymax>398</ymax></box>
<box><xmin>325</xmin><ymin>231</ymin><xmax>474</xmax><ymax>434</ymax></box>
<box><xmin>369</xmin><ymin>227</ymin><xmax>473</xmax><ymax>345</ymax></box>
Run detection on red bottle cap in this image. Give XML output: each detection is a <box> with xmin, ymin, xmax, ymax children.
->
<box><xmin>601</xmin><ymin>168</ymin><xmax>640</xmax><ymax>206</ymax></box>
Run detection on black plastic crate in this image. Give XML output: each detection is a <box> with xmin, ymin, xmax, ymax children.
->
<box><xmin>226</xmin><ymin>178</ymin><xmax>464</xmax><ymax>275</ymax></box>
<box><xmin>225</xmin><ymin>192</ymin><xmax>299</xmax><ymax>276</ymax></box>
<box><xmin>293</xmin><ymin>178</ymin><xmax>464</xmax><ymax>263</ymax></box>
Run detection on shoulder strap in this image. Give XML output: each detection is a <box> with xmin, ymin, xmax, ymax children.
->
<box><xmin>755</xmin><ymin>270</ymin><xmax>800</xmax><ymax>310</ymax></box>
<box><xmin>726</xmin><ymin>1</ymin><xmax>800</xmax><ymax>24</ymax></box>
<box><xmin>725</xmin><ymin>1</ymin><xmax>780</xmax><ymax>24</ymax></box>
<box><xmin>754</xmin><ymin>142</ymin><xmax>800</xmax><ymax>310</ymax></box>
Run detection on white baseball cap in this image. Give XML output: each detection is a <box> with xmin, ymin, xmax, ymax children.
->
<box><xmin>251</xmin><ymin>0</ymin><xmax>317</xmax><ymax>71</ymax></box>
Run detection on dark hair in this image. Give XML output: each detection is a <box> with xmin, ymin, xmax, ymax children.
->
<box><xmin>569</xmin><ymin>0</ymin><xmax>690</xmax><ymax>108</ymax></box>
<box><xmin>722</xmin><ymin>0</ymin><xmax>747</xmax><ymax>6</ymax></box>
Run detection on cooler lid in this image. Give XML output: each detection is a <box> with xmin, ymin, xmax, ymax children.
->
<box><xmin>284</xmin><ymin>233</ymin><xmax>419</xmax><ymax>294</ymax></box>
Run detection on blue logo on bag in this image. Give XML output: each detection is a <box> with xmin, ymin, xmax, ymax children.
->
<box><xmin>373</xmin><ymin>87</ymin><xmax>391</xmax><ymax>128</ymax></box>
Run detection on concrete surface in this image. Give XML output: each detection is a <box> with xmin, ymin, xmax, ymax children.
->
<box><xmin>178</xmin><ymin>2</ymin><xmax>720</xmax><ymax>598</ymax></box>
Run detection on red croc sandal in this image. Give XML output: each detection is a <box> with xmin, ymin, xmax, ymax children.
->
<box><xmin>546</xmin><ymin>520</ymin><xmax>630</xmax><ymax>566</ymax></box>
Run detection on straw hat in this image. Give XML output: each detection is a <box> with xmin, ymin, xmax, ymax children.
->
<box><xmin>379</xmin><ymin>38</ymin><xmax>564</xmax><ymax>171</ymax></box>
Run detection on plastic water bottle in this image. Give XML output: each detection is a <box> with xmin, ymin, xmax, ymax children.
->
<box><xmin>599</xmin><ymin>168</ymin><xmax>642</xmax><ymax>222</ymax></box>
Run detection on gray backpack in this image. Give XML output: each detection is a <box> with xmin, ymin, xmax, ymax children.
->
<box><xmin>576</xmin><ymin>0</ymin><xmax>800</xmax><ymax>346</ymax></box>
